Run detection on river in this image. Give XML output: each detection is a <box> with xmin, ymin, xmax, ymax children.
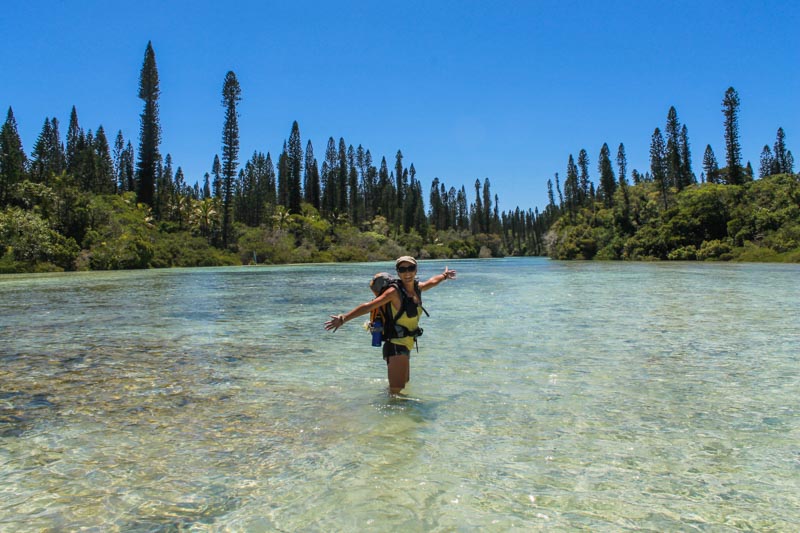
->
<box><xmin>1</xmin><ymin>258</ymin><xmax>798</xmax><ymax>531</ymax></box>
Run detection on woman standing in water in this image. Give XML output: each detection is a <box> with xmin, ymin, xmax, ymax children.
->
<box><xmin>324</xmin><ymin>256</ymin><xmax>457</xmax><ymax>394</ymax></box>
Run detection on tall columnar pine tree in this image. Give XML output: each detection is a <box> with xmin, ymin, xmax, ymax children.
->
<box><xmin>264</xmin><ymin>152</ymin><xmax>277</xmax><ymax>207</ymax></box>
<box><xmin>772</xmin><ymin>127</ymin><xmax>791</xmax><ymax>175</ymax></box>
<box><xmin>482</xmin><ymin>178</ymin><xmax>493</xmax><ymax>233</ymax></box>
<box><xmin>66</xmin><ymin>106</ymin><xmax>81</xmax><ymax>174</ymax></box>
<box><xmin>429</xmin><ymin>178</ymin><xmax>443</xmax><ymax>229</ymax></box>
<box><xmin>554</xmin><ymin>173</ymin><xmax>564</xmax><ymax>208</ymax></box>
<box><xmin>31</xmin><ymin>117</ymin><xmax>66</xmax><ymax>184</ymax></box>
<box><xmin>759</xmin><ymin>145</ymin><xmax>774</xmax><ymax>178</ymax></box>
<box><xmin>577</xmin><ymin>149</ymin><xmax>590</xmax><ymax>203</ymax></box>
<box><xmin>722</xmin><ymin>87</ymin><xmax>743</xmax><ymax>185</ymax></box>
<box><xmin>211</xmin><ymin>155</ymin><xmax>222</xmax><ymax>201</ymax></box>
<box><xmin>122</xmin><ymin>141</ymin><xmax>135</xmax><ymax>193</ymax></box>
<box><xmin>617</xmin><ymin>143</ymin><xmax>627</xmax><ymax>185</ymax></box>
<box><xmin>321</xmin><ymin>137</ymin><xmax>337</xmax><ymax>214</ymax></box>
<box><xmin>136</xmin><ymin>41</ymin><xmax>161</xmax><ymax>207</ymax></box>
<box><xmin>303</xmin><ymin>140</ymin><xmax>320</xmax><ymax>209</ymax></box>
<box><xmin>220</xmin><ymin>70</ymin><xmax>242</xmax><ymax>247</ymax></box>
<box><xmin>347</xmin><ymin>145</ymin><xmax>360</xmax><ymax>224</ymax></box>
<box><xmin>0</xmin><ymin>108</ymin><xmax>28</xmax><ymax>206</ymax></box>
<box><xmin>394</xmin><ymin>150</ymin><xmax>404</xmax><ymax>204</ymax></box>
<box><xmin>377</xmin><ymin>156</ymin><xmax>394</xmax><ymax>220</ymax></box>
<box><xmin>277</xmin><ymin>142</ymin><xmax>289</xmax><ymax>208</ymax></box>
<box><xmin>650</xmin><ymin>128</ymin><xmax>669</xmax><ymax>209</ymax></box>
<box><xmin>679</xmin><ymin>125</ymin><xmax>695</xmax><ymax>187</ymax></box>
<box><xmin>113</xmin><ymin>131</ymin><xmax>125</xmax><ymax>190</ymax></box>
<box><xmin>94</xmin><ymin>126</ymin><xmax>116</xmax><ymax>194</ymax></box>
<box><xmin>702</xmin><ymin>145</ymin><xmax>720</xmax><ymax>184</ymax></box>
<box><xmin>665</xmin><ymin>106</ymin><xmax>684</xmax><ymax>190</ymax></box>
<box><xmin>472</xmin><ymin>179</ymin><xmax>483</xmax><ymax>233</ymax></box>
<box><xmin>598</xmin><ymin>142</ymin><xmax>616</xmax><ymax>208</ymax></box>
<box><xmin>155</xmin><ymin>153</ymin><xmax>173</xmax><ymax>219</ymax></box>
<box><xmin>238</xmin><ymin>150</ymin><xmax>272</xmax><ymax>226</ymax></box>
<box><xmin>457</xmin><ymin>186</ymin><xmax>468</xmax><ymax>230</ymax></box>
<box><xmin>287</xmin><ymin>121</ymin><xmax>303</xmax><ymax>213</ymax></box>
<box><xmin>337</xmin><ymin>138</ymin><xmax>348</xmax><ymax>216</ymax></box>
<box><xmin>563</xmin><ymin>154</ymin><xmax>580</xmax><ymax>216</ymax></box>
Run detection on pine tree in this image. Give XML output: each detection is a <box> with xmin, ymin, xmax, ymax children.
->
<box><xmin>457</xmin><ymin>186</ymin><xmax>468</xmax><ymax>230</ymax></box>
<box><xmin>546</xmin><ymin>178</ymin><xmax>556</xmax><ymax>217</ymax></box>
<box><xmin>563</xmin><ymin>154</ymin><xmax>580</xmax><ymax>215</ymax></box>
<box><xmin>31</xmin><ymin>117</ymin><xmax>55</xmax><ymax>183</ymax></box>
<box><xmin>577</xmin><ymin>149</ymin><xmax>590</xmax><ymax>203</ymax></box>
<box><xmin>482</xmin><ymin>178</ymin><xmax>493</xmax><ymax>233</ymax></box>
<box><xmin>394</xmin><ymin>150</ymin><xmax>404</xmax><ymax>201</ymax></box>
<box><xmin>321</xmin><ymin>137</ymin><xmax>337</xmax><ymax>214</ymax></box>
<box><xmin>334</xmin><ymin>139</ymin><xmax>346</xmax><ymax>216</ymax></box>
<box><xmin>136</xmin><ymin>41</ymin><xmax>161</xmax><ymax>206</ymax></box>
<box><xmin>722</xmin><ymin>87</ymin><xmax>743</xmax><ymax>184</ymax></box>
<box><xmin>347</xmin><ymin>145</ymin><xmax>359</xmax><ymax>224</ymax></box>
<box><xmin>0</xmin><ymin>108</ymin><xmax>28</xmax><ymax>206</ymax></box>
<box><xmin>220</xmin><ymin>70</ymin><xmax>242</xmax><ymax>247</ymax></box>
<box><xmin>94</xmin><ymin>126</ymin><xmax>116</xmax><ymax>194</ymax></box>
<box><xmin>429</xmin><ymin>178</ymin><xmax>442</xmax><ymax>229</ymax></box>
<box><xmin>472</xmin><ymin>179</ymin><xmax>483</xmax><ymax>233</ymax></box>
<box><xmin>277</xmin><ymin>142</ymin><xmax>288</xmax><ymax>207</ymax></box>
<box><xmin>772</xmin><ymin>127</ymin><xmax>789</xmax><ymax>174</ymax></box>
<box><xmin>616</xmin><ymin>143</ymin><xmax>627</xmax><ymax>186</ymax></box>
<box><xmin>264</xmin><ymin>152</ymin><xmax>277</xmax><ymax>206</ymax></box>
<box><xmin>66</xmin><ymin>106</ymin><xmax>81</xmax><ymax>173</ymax></box>
<box><xmin>650</xmin><ymin>128</ymin><xmax>668</xmax><ymax>209</ymax></box>
<box><xmin>287</xmin><ymin>121</ymin><xmax>303</xmax><ymax>213</ymax></box>
<box><xmin>173</xmin><ymin>166</ymin><xmax>186</xmax><ymax>224</ymax></box>
<box><xmin>75</xmin><ymin>129</ymin><xmax>94</xmax><ymax>191</ymax></box>
<box><xmin>113</xmin><ymin>130</ymin><xmax>125</xmax><ymax>191</ymax></box>
<box><xmin>203</xmin><ymin>172</ymin><xmax>211</xmax><ymax>199</ymax></box>
<box><xmin>702</xmin><ymin>145</ymin><xmax>720</xmax><ymax>184</ymax></box>
<box><xmin>759</xmin><ymin>145</ymin><xmax>774</xmax><ymax>178</ymax></box>
<box><xmin>665</xmin><ymin>106</ymin><xmax>683</xmax><ymax>189</ymax></box>
<box><xmin>364</xmin><ymin>150</ymin><xmax>377</xmax><ymax>221</ymax></box>
<box><xmin>156</xmin><ymin>153</ymin><xmax>173</xmax><ymax>219</ymax></box>
<box><xmin>554</xmin><ymin>173</ymin><xmax>564</xmax><ymax>209</ymax></box>
<box><xmin>377</xmin><ymin>156</ymin><xmax>393</xmax><ymax>220</ymax></box>
<box><xmin>303</xmin><ymin>140</ymin><xmax>320</xmax><ymax>209</ymax></box>
<box><xmin>212</xmin><ymin>155</ymin><xmax>222</xmax><ymax>200</ymax></box>
<box><xmin>679</xmin><ymin>125</ymin><xmax>694</xmax><ymax>187</ymax></box>
<box><xmin>122</xmin><ymin>141</ymin><xmax>135</xmax><ymax>193</ymax></box>
<box><xmin>598</xmin><ymin>143</ymin><xmax>616</xmax><ymax>207</ymax></box>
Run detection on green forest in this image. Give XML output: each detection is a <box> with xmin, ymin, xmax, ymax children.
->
<box><xmin>1</xmin><ymin>43</ymin><xmax>797</xmax><ymax>274</ymax></box>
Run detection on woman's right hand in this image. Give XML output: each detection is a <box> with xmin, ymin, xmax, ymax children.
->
<box><xmin>325</xmin><ymin>314</ymin><xmax>345</xmax><ymax>332</ymax></box>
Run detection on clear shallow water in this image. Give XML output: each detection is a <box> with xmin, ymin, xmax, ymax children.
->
<box><xmin>1</xmin><ymin>258</ymin><xmax>799</xmax><ymax>531</ymax></box>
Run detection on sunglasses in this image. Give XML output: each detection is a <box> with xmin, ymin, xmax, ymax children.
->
<box><xmin>396</xmin><ymin>265</ymin><xmax>417</xmax><ymax>273</ymax></box>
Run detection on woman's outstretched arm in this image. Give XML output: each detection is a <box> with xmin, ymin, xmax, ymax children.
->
<box><xmin>324</xmin><ymin>288</ymin><xmax>397</xmax><ymax>332</ymax></box>
<box><xmin>419</xmin><ymin>266</ymin><xmax>457</xmax><ymax>291</ymax></box>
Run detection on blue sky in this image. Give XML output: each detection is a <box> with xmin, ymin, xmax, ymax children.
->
<box><xmin>3</xmin><ymin>0</ymin><xmax>798</xmax><ymax>213</ymax></box>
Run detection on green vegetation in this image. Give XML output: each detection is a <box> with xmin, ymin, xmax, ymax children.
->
<box><xmin>544</xmin><ymin>174</ymin><xmax>800</xmax><ymax>262</ymax></box>
<box><xmin>541</xmin><ymin>88</ymin><xmax>798</xmax><ymax>262</ymax></box>
<box><xmin>1</xmin><ymin>43</ymin><xmax>797</xmax><ymax>273</ymax></box>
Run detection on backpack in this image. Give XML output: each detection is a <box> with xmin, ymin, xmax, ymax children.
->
<box><xmin>368</xmin><ymin>273</ymin><xmax>429</xmax><ymax>346</ymax></box>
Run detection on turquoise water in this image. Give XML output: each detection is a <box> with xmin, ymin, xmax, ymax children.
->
<box><xmin>1</xmin><ymin>258</ymin><xmax>799</xmax><ymax>531</ymax></box>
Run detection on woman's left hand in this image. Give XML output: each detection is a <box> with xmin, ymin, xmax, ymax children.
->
<box><xmin>443</xmin><ymin>266</ymin><xmax>456</xmax><ymax>280</ymax></box>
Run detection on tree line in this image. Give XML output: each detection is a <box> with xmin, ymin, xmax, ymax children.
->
<box><xmin>1</xmin><ymin>42</ymin><xmax>518</xmax><ymax>273</ymax></box>
<box><xmin>1</xmin><ymin>41</ymin><xmax>797</xmax><ymax>272</ymax></box>
<box><xmin>536</xmin><ymin>87</ymin><xmax>798</xmax><ymax>262</ymax></box>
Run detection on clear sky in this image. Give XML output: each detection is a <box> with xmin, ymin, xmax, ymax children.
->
<box><xmin>3</xmin><ymin>0</ymin><xmax>798</xmax><ymax>213</ymax></box>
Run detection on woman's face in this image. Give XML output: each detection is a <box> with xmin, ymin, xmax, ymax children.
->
<box><xmin>396</xmin><ymin>262</ymin><xmax>416</xmax><ymax>281</ymax></box>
